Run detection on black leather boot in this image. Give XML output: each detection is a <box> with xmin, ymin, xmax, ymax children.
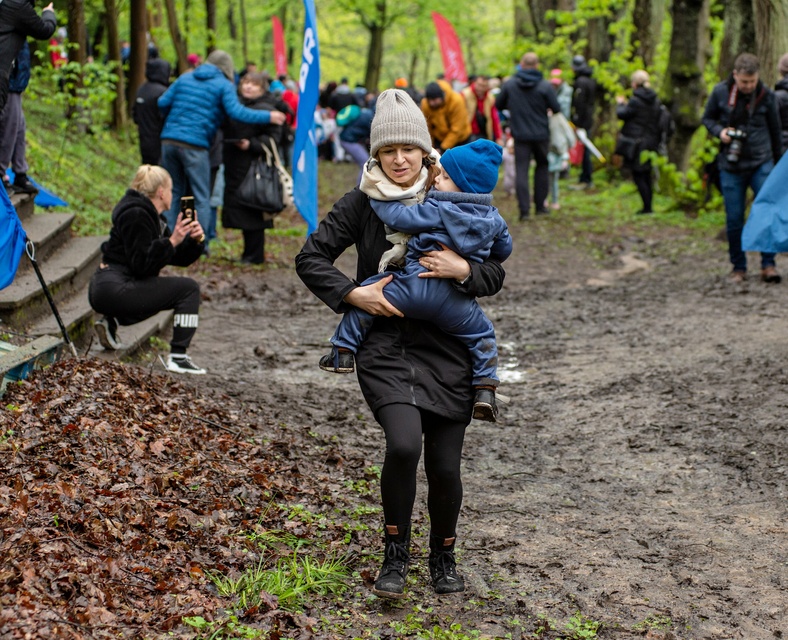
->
<box><xmin>428</xmin><ymin>534</ymin><xmax>465</xmax><ymax>594</ymax></box>
<box><xmin>372</xmin><ymin>524</ymin><xmax>410</xmax><ymax>599</ymax></box>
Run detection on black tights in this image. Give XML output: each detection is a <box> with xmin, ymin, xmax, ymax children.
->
<box><xmin>632</xmin><ymin>167</ymin><xmax>653</xmax><ymax>212</ymax></box>
<box><xmin>375</xmin><ymin>404</ymin><xmax>468</xmax><ymax>539</ymax></box>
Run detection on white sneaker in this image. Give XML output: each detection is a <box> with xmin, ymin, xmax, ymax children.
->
<box><xmin>94</xmin><ymin>316</ymin><xmax>124</xmax><ymax>350</ymax></box>
<box><xmin>164</xmin><ymin>354</ymin><xmax>206</xmax><ymax>375</ymax></box>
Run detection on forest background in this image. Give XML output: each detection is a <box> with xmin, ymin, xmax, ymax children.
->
<box><xmin>25</xmin><ymin>0</ymin><xmax>788</xmax><ymax>217</ymax></box>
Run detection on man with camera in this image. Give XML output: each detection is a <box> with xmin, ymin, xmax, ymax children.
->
<box><xmin>703</xmin><ymin>53</ymin><xmax>783</xmax><ymax>283</ymax></box>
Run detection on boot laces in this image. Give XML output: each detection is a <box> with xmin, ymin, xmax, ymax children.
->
<box><xmin>382</xmin><ymin>539</ymin><xmax>409</xmax><ymax>575</ymax></box>
<box><xmin>431</xmin><ymin>548</ymin><xmax>458</xmax><ymax>579</ymax></box>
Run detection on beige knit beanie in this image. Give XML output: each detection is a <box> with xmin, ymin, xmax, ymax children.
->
<box><xmin>206</xmin><ymin>50</ymin><xmax>235</xmax><ymax>81</ymax></box>
<box><xmin>370</xmin><ymin>89</ymin><xmax>432</xmax><ymax>157</ymax></box>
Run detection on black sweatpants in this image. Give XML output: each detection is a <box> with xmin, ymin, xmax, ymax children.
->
<box><xmin>374</xmin><ymin>403</ymin><xmax>468</xmax><ymax>539</ymax></box>
<box><xmin>514</xmin><ymin>138</ymin><xmax>550</xmax><ymax>217</ymax></box>
<box><xmin>632</xmin><ymin>166</ymin><xmax>653</xmax><ymax>213</ymax></box>
<box><xmin>88</xmin><ymin>265</ymin><xmax>201</xmax><ymax>352</ymax></box>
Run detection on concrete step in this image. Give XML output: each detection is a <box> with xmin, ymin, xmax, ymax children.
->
<box><xmin>0</xmin><ymin>235</ymin><xmax>106</xmax><ymax>329</ymax></box>
<box><xmin>27</xmin><ymin>286</ymin><xmax>95</xmax><ymax>347</ymax></box>
<box><xmin>88</xmin><ymin>310</ymin><xmax>173</xmax><ymax>360</ymax></box>
<box><xmin>9</xmin><ymin>191</ymin><xmax>35</xmax><ymax>222</ymax></box>
<box><xmin>15</xmin><ymin>212</ymin><xmax>76</xmax><ymax>274</ymax></box>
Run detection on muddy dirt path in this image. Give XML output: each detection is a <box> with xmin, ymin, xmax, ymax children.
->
<box><xmin>180</xmin><ymin>218</ymin><xmax>786</xmax><ymax>639</ymax></box>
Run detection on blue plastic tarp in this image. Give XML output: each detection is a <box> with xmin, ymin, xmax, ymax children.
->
<box><xmin>742</xmin><ymin>153</ymin><xmax>788</xmax><ymax>253</ymax></box>
<box><xmin>0</xmin><ymin>185</ymin><xmax>26</xmax><ymax>290</ymax></box>
<box><xmin>5</xmin><ymin>169</ymin><xmax>68</xmax><ymax>208</ymax></box>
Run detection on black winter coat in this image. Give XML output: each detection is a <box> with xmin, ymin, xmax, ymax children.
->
<box><xmin>571</xmin><ymin>66</ymin><xmax>597</xmax><ymax>131</ymax></box>
<box><xmin>702</xmin><ymin>78</ymin><xmax>782</xmax><ymax>173</ymax></box>
<box><xmin>0</xmin><ymin>0</ymin><xmax>55</xmax><ymax>113</ymax></box>
<box><xmin>774</xmin><ymin>76</ymin><xmax>788</xmax><ymax>152</ymax></box>
<box><xmin>222</xmin><ymin>92</ymin><xmax>287</xmax><ymax>231</ymax></box>
<box><xmin>295</xmin><ymin>188</ymin><xmax>506</xmax><ymax>422</ymax></box>
<box><xmin>617</xmin><ymin>87</ymin><xmax>662</xmax><ymax>150</ymax></box>
<box><xmin>496</xmin><ymin>68</ymin><xmax>561</xmax><ymax>142</ymax></box>
<box><xmin>133</xmin><ymin>58</ymin><xmax>171</xmax><ymax>165</ymax></box>
<box><xmin>100</xmin><ymin>189</ymin><xmax>203</xmax><ymax>278</ymax></box>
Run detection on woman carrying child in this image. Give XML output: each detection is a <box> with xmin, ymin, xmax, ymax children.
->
<box><xmin>295</xmin><ymin>89</ymin><xmax>506</xmax><ymax>599</ymax></box>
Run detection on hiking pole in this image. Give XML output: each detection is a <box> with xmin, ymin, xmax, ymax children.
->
<box><xmin>25</xmin><ymin>238</ymin><xmax>78</xmax><ymax>357</ymax></box>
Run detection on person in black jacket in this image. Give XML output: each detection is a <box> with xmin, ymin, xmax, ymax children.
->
<box><xmin>222</xmin><ymin>72</ymin><xmax>289</xmax><ymax>264</ymax></box>
<box><xmin>132</xmin><ymin>58</ymin><xmax>171</xmax><ymax>165</ymax></box>
<box><xmin>615</xmin><ymin>70</ymin><xmax>662</xmax><ymax>214</ymax></box>
<box><xmin>702</xmin><ymin>53</ymin><xmax>783</xmax><ymax>284</ymax></box>
<box><xmin>495</xmin><ymin>52</ymin><xmax>561</xmax><ymax>220</ymax></box>
<box><xmin>0</xmin><ymin>0</ymin><xmax>55</xmax><ymax>115</ymax></box>
<box><xmin>296</xmin><ymin>88</ymin><xmax>505</xmax><ymax>600</ymax></box>
<box><xmin>88</xmin><ymin>165</ymin><xmax>207</xmax><ymax>374</ymax></box>
<box><xmin>570</xmin><ymin>55</ymin><xmax>597</xmax><ymax>188</ymax></box>
<box><xmin>774</xmin><ymin>53</ymin><xmax>788</xmax><ymax>153</ymax></box>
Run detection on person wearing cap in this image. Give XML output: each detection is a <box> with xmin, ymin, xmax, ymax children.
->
<box><xmin>318</xmin><ymin>136</ymin><xmax>511</xmax><ymax>422</ymax></box>
<box><xmin>461</xmin><ymin>75</ymin><xmax>503</xmax><ymax>143</ymax></box>
<box><xmin>336</xmin><ymin>103</ymin><xmax>374</xmax><ymax>181</ymax></box>
<box><xmin>569</xmin><ymin>54</ymin><xmax>597</xmax><ymax>188</ymax></box>
<box><xmin>495</xmin><ymin>51</ymin><xmax>562</xmax><ymax>220</ymax></box>
<box><xmin>421</xmin><ymin>79</ymin><xmax>472</xmax><ymax>152</ymax></box>
<box><xmin>395</xmin><ymin>76</ymin><xmax>422</xmax><ymax>105</ymax></box>
<box><xmin>549</xmin><ymin>69</ymin><xmax>573</xmax><ymax>119</ymax></box>
<box><xmin>296</xmin><ymin>89</ymin><xmax>506</xmax><ymax>600</ymax></box>
<box><xmin>157</xmin><ymin>49</ymin><xmax>287</xmax><ymax>242</ymax></box>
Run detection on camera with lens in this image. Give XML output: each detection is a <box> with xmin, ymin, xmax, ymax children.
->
<box><xmin>726</xmin><ymin>129</ymin><xmax>747</xmax><ymax>163</ymax></box>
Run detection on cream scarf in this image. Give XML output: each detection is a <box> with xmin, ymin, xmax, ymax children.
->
<box><xmin>360</xmin><ymin>150</ymin><xmax>441</xmax><ymax>272</ymax></box>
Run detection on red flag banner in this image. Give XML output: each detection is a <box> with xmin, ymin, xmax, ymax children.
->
<box><xmin>272</xmin><ymin>16</ymin><xmax>287</xmax><ymax>77</ymax></box>
<box><xmin>431</xmin><ymin>12</ymin><xmax>467</xmax><ymax>84</ymax></box>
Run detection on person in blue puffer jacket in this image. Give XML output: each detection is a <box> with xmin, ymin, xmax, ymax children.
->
<box><xmin>318</xmin><ymin>139</ymin><xmax>512</xmax><ymax>423</ymax></box>
<box><xmin>158</xmin><ymin>49</ymin><xmax>286</xmax><ymax>241</ymax></box>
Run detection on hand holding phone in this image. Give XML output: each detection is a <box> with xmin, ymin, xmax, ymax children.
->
<box><xmin>180</xmin><ymin>196</ymin><xmax>195</xmax><ymax>222</ymax></box>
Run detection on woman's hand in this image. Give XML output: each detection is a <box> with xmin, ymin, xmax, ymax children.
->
<box><xmin>418</xmin><ymin>243</ymin><xmax>471</xmax><ymax>281</ymax></box>
<box><xmin>170</xmin><ymin>213</ymin><xmax>204</xmax><ymax>247</ymax></box>
<box><xmin>235</xmin><ymin>139</ymin><xmax>251</xmax><ymax>151</ymax></box>
<box><xmin>344</xmin><ymin>275</ymin><xmax>404</xmax><ymax>317</ymax></box>
<box><xmin>269</xmin><ymin>111</ymin><xmax>287</xmax><ymax>125</ymax></box>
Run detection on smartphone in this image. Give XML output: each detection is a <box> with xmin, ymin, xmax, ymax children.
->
<box><xmin>180</xmin><ymin>196</ymin><xmax>195</xmax><ymax>222</ymax></box>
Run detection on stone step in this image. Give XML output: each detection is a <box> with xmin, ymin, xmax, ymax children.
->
<box><xmin>9</xmin><ymin>191</ymin><xmax>35</xmax><ymax>222</ymax></box>
<box><xmin>15</xmin><ymin>212</ymin><xmax>76</xmax><ymax>274</ymax></box>
<box><xmin>88</xmin><ymin>310</ymin><xmax>173</xmax><ymax>360</ymax></box>
<box><xmin>26</xmin><ymin>286</ymin><xmax>95</xmax><ymax>347</ymax></box>
<box><xmin>0</xmin><ymin>235</ymin><xmax>106</xmax><ymax>329</ymax></box>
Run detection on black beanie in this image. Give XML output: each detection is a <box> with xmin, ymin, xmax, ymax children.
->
<box><xmin>425</xmin><ymin>82</ymin><xmax>445</xmax><ymax>100</ymax></box>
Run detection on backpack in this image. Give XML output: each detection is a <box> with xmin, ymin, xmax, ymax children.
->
<box><xmin>657</xmin><ymin>103</ymin><xmax>675</xmax><ymax>155</ymax></box>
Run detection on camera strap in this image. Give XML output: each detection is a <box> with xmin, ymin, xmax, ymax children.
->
<box><xmin>727</xmin><ymin>83</ymin><xmax>767</xmax><ymax>129</ymax></box>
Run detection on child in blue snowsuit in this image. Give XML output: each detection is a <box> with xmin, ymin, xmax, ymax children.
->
<box><xmin>319</xmin><ymin>139</ymin><xmax>512</xmax><ymax>422</ymax></box>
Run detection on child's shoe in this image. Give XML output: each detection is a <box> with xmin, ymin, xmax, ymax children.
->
<box><xmin>472</xmin><ymin>386</ymin><xmax>498</xmax><ymax>422</ymax></box>
<box><xmin>319</xmin><ymin>347</ymin><xmax>355</xmax><ymax>373</ymax></box>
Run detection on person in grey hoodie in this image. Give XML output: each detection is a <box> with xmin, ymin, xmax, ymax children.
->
<box><xmin>495</xmin><ymin>52</ymin><xmax>561</xmax><ymax>220</ymax></box>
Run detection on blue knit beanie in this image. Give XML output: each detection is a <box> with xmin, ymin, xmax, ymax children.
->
<box><xmin>440</xmin><ymin>139</ymin><xmax>503</xmax><ymax>194</ymax></box>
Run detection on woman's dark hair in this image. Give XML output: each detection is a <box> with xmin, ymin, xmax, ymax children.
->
<box><xmin>240</xmin><ymin>72</ymin><xmax>269</xmax><ymax>92</ymax></box>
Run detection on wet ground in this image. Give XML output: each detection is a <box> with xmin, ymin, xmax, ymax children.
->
<box><xmin>176</xmin><ymin>205</ymin><xmax>786</xmax><ymax>638</ymax></box>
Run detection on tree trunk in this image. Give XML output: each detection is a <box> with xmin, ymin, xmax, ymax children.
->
<box><xmin>65</xmin><ymin>0</ymin><xmax>87</xmax><ymax>123</ymax></box>
<box><xmin>104</xmin><ymin>0</ymin><xmax>126</xmax><ymax>129</ymax></box>
<box><xmin>227</xmin><ymin>2</ymin><xmax>237</xmax><ymax>41</ymax></box>
<box><xmin>514</xmin><ymin>0</ymin><xmax>534</xmax><ymax>40</ymax></box>
<box><xmin>364</xmin><ymin>5</ymin><xmax>385</xmax><ymax>91</ymax></box>
<box><xmin>633</xmin><ymin>0</ymin><xmax>666</xmax><ymax>67</ymax></box>
<box><xmin>718</xmin><ymin>0</ymin><xmax>754</xmax><ymax>79</ymax></box>
<box><xmin>239</xmin><ymin>0</ymin><xmax>249</xmax><ymax>65</ymax></box>
<box><xmin>753</xmin><ymin>0</ymin><xmax>788</xmax><ymax>87</ymax></box>
<box><xmin>664</xmin><ymin>0</ymin><xmax>710</xmax><ymax>170</ymax></box>
<box><xmin>206</xmin><ymin>0</ymin><xmax>217</xmax><ymax>55</ymax></box>
<box><xmin>129</xmin><ymin>0</ymin><xmax>147</xmax><ymax>116</ymax></box>
<box><xmin>163</xmin><ymin>0</ymin><xmax>188</xmax><ymax>74</ymax></box>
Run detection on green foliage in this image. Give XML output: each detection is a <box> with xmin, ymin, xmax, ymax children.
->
<box><xmin>633</xmin><ymin>614</ymin><xmax>673</xmax><ymax>631</ymax></box>
<box><xmin>388</xmin><ymin>609</ymin><xmax>481</xmax><ymax>639</ymax></box>
<box><xmin>560</xmin><ymin>612</ymin><xmax>601</xmax><ymax>639</ymax></box>
<box><xmin>207</xmin><ymin>552</ymin><xmax>349</xmax><ymax>613</ymax></box>
<box><xmin>183</xmin><ymin>614</ymin><xmax>266</xmax><ymax>639</ymax></box>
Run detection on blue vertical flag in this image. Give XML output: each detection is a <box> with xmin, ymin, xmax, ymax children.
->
<box><xmin>0</xmin><ymin>186</ymin><xmax>26</xmax><ymax>290</ymax></box>
<box><xmin>292</xmin><ymin>0</ymin><xmax>320</xmax><ymax>235</ymax></box>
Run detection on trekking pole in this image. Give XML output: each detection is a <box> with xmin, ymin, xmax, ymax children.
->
<box><xmin>25</xmin><ymin>238</ymin><xmax>78</xmax><ymax>357</ymax></box>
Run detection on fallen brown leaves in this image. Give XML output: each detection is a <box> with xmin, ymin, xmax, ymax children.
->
<box><xmin>0</xmin><ymin>358</ymin><xmax>368</xmax><ymax>639</ymax></box>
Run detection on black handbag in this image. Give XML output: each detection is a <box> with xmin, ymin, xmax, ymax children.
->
<box><xmin>236</xmin><ymin>144</ymin><xmax>285</xmax><ymax>213</ymax></box>
<box><xmin>614</xmin><ymin>134</ymin><xmax>640</xmax><ymax>163</ymax></box>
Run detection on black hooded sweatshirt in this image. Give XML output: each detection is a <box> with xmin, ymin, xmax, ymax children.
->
<box><xmin>0</xmin><ymin>0</ymin><xmax>56</xmax><ymax>113</ymax></box>
<box><xmin>495</xmin><ymin>68</ymin><xmax>561</xmax><ymax>142</ymax></box>
<box><xmin>617</xmin><ymin>86</ymin><xmax>662</xmax><ymax>152</ymax></box>
<box><xmin>774</xmin><ymin>76</ymin><xmax>788</xmax><ymax>152</ymax></box>
<box><xmin>133</xmin><ymin>58</ymin><xmax>172</xmax><ymax>165</ymax></box>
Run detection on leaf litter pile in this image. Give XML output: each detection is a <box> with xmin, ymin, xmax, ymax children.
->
<box><xmin>1</xmin><ymin>357</ymin><xmax>379</xmax><ymax>638</ymax></box>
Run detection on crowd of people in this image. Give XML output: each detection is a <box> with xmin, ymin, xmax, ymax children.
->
<box><xmin>6</xmin><ymin>15</ymin><xmax>788</xmax><ymax>601</ymax></box>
